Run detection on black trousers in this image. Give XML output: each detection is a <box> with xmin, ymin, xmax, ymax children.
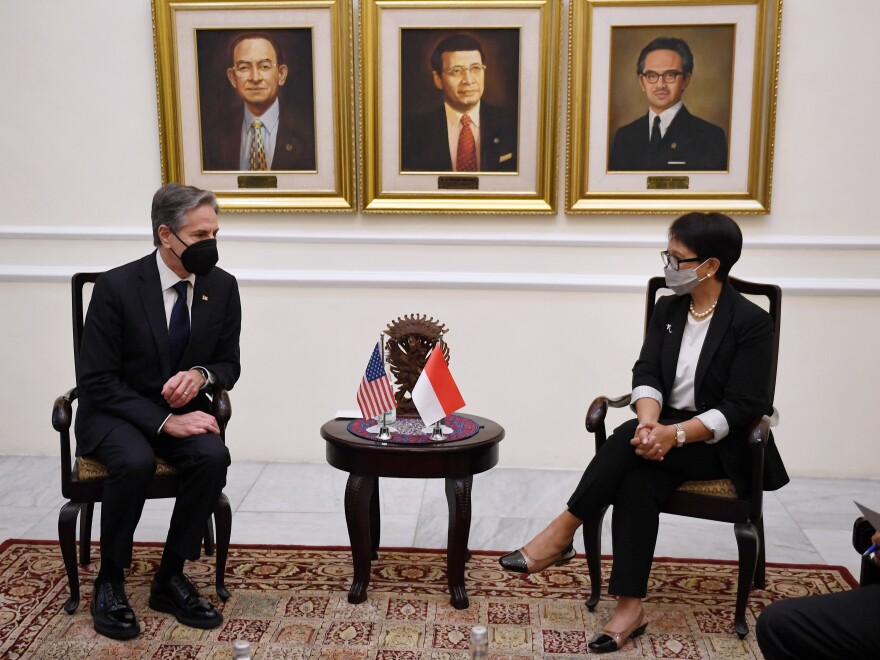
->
<box><xmin>87</xmin><ymin>421</ymin><xmax>230</xmax><ymax>569</ymax></box>
<box><xmin>567</xmin><ymin>415</ymin><xmax>726</xmax><ymax>597</ymax></box>
<box><xmin>756</xmin><ymin>585</ymin><xmax>880</xmax><ymax>659</ymax></box>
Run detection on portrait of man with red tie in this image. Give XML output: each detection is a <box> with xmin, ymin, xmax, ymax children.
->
<box><xmin>400</xmin><ymin>32</ymin><xmax>519</xmax><ymax>173</ymax></box>
<box><xmin>197</xmin><ymin>29</ymin><xmax>317</xmax><ymax>172</ymax></box>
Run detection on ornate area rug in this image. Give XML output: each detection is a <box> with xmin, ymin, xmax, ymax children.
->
<box><xmin>0</xmin><ymin>539</ymin><xmax>856</xmax><ymax>659</ymax></box>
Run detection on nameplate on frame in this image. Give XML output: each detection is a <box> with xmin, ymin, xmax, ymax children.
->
<box><xmin>647</xmin><ymin>176</ymin><xmax>689</xmax><ymax>190</ymax></box>
<box><xmin>238</xmin><ymin>176</ymin><xmax>278</xmax><ymax>189</ymax></box>
<box><xmin>438</xmin><ymin>176</ymin><xmax>479</xmax><ymax>190</ymax></box>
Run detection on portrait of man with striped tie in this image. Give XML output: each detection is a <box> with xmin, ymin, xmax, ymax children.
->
<box><xmin>608</xmin><ymin>33</ymin><xmax>730</xmax><ymax>173</ymax></box>
<box><xmin>198</xmin><ymin>29</ymin><xmax>316</xmax><ymax>172</ymax></box>
<box><xmin>400</xmin><ymin>32</ymin><xmax>519</xmax><ymax>174</ymax></box>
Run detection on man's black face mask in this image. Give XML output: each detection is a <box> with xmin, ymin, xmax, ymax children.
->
<box><xmin>170</xmin><ymin>229</ymin><xmax>219</xmax><ymax>276</ymax></box>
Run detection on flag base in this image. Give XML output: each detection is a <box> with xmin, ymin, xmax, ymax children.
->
<box><xmin>366</xmin><ymin>423</ymin><xmax>398</xmax><ymax>439</ymax></box>
<box><xmin>422</xmin><ymin>424</ymin><xmax>453</xmax><ymax>439</ymax></box>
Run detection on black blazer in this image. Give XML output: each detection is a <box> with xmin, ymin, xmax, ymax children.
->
<box><xmin>201</xmin><ymin>101</ymin><xmax>316</xmax><ymax>171</ymax></box>
<box><xmin>401</xmin><ymin>101</ymin><xmax>518</xmax><ymax>172</ymax></box>
<box><xmin>610</xmin><ymin>105</ymin><xmax>728</xmax><ymax>171</ymax></box>
<box><xmin>74</xmin><ymin>252</ymin><xmax>242</xmax><ymax>455</ymax></box>
<box><xmin>632</xmin><ymin>282</ymin><xmax>788</xmax><ymax>496</ymax></box>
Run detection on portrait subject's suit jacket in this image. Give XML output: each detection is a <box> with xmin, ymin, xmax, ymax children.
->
<box><xmin>401</xmin><ymin>102</ymin><xmax>518</xmax><ymax>172</ymax></box>
<box><xmin>609</xmin><ymin>105</ymin><xmax>728</xmax><ymax>171</ymax></box>
<box><xmin>632</xmin><ymin>281</ymin><xmax>789</xmax><ymax>497</ymax></box>
<box><xmin>201</xmin><ymin>101</ymin><xmax>316</xmax><ymax>171</ymax></box>
<box><xmin>74</xmin><ymin>252</ymin><xmax>242</xmax><ymax>456</ymax></box>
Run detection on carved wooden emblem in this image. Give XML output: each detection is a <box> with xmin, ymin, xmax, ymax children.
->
<box><xmin>384</xmin><ymin>314</ymin><xmax>449</xmax><ymax>416</ymax></box>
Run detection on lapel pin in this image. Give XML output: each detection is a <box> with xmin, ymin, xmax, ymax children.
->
<box><xmin>666</xmin><ymin>324</ymin><xmax>672</xmax><ymax>334</ymax></box>
<box><xmin>285</xmin><ymin>144</ymin><xmax>293</xmax><ymax>152</ymax></box>
<box><xmin>671</xmin><ymin>142</ymin><xmax>677</xmax><ymax>150</ymax></box>
<box><xmin>202</xmin><ymin>295</ymin><xmax>209</xmax><ymax>301</ymax></box>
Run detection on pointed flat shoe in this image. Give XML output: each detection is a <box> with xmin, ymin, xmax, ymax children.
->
<box><xmin>588</xmin><ymin>609</ymin><xmax>648</xmax><ymax>653</ymax></box>
<box><xmin>498</xmin><ymin>542</ymin><xmax>576</xmax><ymax>574</ymax></box>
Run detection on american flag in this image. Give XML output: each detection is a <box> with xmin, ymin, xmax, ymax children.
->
<box><xmin>356</xmin><ymin>342</ymin><xmax>396</xmax><ymax>420</ymax></box>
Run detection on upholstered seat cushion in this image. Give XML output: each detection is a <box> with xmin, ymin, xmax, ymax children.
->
<box><xmin>677</xmin><ymin>479</ymin><xmax>738</xmax><ymax>499</ymax></box>
<box><xmin>76</xmin><ymin>456</ymin><xmax>177</xmax><ymax>481</ymax></box>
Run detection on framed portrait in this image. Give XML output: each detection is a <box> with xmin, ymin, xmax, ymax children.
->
<box><xmin>360</xmin><ymin>0</ymin><xmax>562</xmax><ymax>213</ymax></box>
<box><xmin>566</xmin><ymin>0</ymin><xmax>782</xmax><ymax>214</ymax></box>
<box><xmin>152</xmin><ymin>0</ymin><xmax>356</xmax><ymax>212</ymax></box>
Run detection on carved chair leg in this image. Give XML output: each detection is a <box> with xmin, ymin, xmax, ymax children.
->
<box><xmin>79</xmin><ymin>502</ymin><xmax>94</xmax><ymax>567</ymax></box>
<box><xmin>733</xmin><ymin>521</ymin><xmax>759</xmax><ymax>639</ymax></box>
<box><xmin>213</xmin><ymin>494</ymin><xmax>232</xmax><ymax>601</ymax></box>
<box><xmin>754</xmin><ymin>516</ymin><xmax>766</xmax><ymax>589</ymax></box>
<box><xmin>583</xmin><ymin>506</ymin><xmax>608</xmax><ymax>611</ymax></box>
<box><xmin>203</xmin><ymin>516</ymin><xmax>216</xmax><ymax>557</ymax></box>
<box><xmin>59</xmin><ymin>502</ymin><xmax>82</xmax><ymax>614</ymax></box>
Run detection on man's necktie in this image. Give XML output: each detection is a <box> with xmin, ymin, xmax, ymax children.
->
<box><xmin>249</xmin><ymin>119</ymin><xmax>268</xmax><ymax>171</ymax></box>
<box><xmin>650</xmin><ymin>115</ymin><xmax>662</xmax><ymax>149</ymax></box>
<box><xmin>168</xmin><ymin>281</ymin><xmax>190</xmax><ymax>370</ymax></box>
<box><xmin>456</xmin><ymin>114</ymin><xmax>478</xmax><ymax>172</ymax></box>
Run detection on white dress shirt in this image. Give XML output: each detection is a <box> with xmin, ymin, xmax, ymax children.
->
<box><xmin>238</xmin><ymin>98</ymin><xmax>281</xmax><ymax>170</ymax></box>
<box><xmin>444</xmin><ymin>102</ymin><xmax>481</xmax><ymax>171</ymax></box>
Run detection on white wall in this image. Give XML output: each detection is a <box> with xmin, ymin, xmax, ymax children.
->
<box><xmin>1</xmin><ymin>0</ymin><xmax>878</xmax><ymax>477</ymax></box>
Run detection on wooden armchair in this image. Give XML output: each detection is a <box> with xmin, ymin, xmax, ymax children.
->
<box><xmin>583</xmin><ymin>276</ymin><xmax>781</xmax><ymax>639</ymax></box>
<box><xmin>53</xmin><ymin>272</ymin><xmax>233</xmax><ymax>614</ymax></box>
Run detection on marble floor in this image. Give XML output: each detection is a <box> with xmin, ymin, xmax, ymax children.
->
<box><xmin>1</xmin><ymin>455</ymin><xmax>875</xmax><ymax>581</ymax></box>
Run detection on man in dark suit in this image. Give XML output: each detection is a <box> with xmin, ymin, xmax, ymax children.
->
<box><xmin>201</xmin><ymin>32</ymin><xmax>316</xmax><ymax>171</ymax></box>
<box><xmin>609</xmin><ymin>37</ymin><xmax>727</xmax><ymax>171</ymax></box>
<box><xmin>75</xmin><ymin>183</ymin><xmax>241</xmax><ymax>639</ymax></box>
<box><xmin>401</xmin><ymin>34</ymin><xmax>517</xmax><ymax>173</ymax></box>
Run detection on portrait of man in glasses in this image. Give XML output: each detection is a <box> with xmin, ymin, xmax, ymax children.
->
<box><xmin>609</xmin><ymin>36</ymin><xmax>728</xmax><ymax>172</ymax></box>
<box><xmin>400</xmin><ymin>32</ymin><xmax>518</xmax><ymax>173</ymax></box>
<box><xmin>198</xmin><ymin>30</ymin><xmax>316</xmax><ymax>172</ymax></box>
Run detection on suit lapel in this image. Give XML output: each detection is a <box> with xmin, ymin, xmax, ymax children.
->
<box><xmin>695</xmin><ymin>282</ymin><xmax>735</xmax><ymax>396</ymax></box>
<box><xmin>662</xmin><ymin>297</ymin><xmax>689</xmax><ymax>394</ymax></box>
<box><xmin>138</xmin><ymin>253</ymin><xmax>171</xmax><ymax>376</ymax></box>
<box><xmin>185</xmin><ymin>274</ymin><xmax>212</xmax><ymax>367</ymax></box>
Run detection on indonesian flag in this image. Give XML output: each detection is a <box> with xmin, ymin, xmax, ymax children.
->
<box><xmin>411</xmin><ymin>346</ymin><xmax>466</xmax><ymax>425</ymax></box>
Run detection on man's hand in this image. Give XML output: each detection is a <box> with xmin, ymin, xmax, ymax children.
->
<box><xmin>162</xmin><ymin>411</ymin><xmax>220</xmax><ymax>438</ymax></box>
<box><xmin>161</xmin><ymin>369</ymin><xmax>207</xmax><ymax>408</ymax></box>
<box><xmin>872</xmin><ymin>531</ymin><xmax>880</xmax><ymax>568</ymax></box>
<box><xmin>631</xmin><ymin>420</ymin><xmax>675</xmax><ymax>461</ymax></box>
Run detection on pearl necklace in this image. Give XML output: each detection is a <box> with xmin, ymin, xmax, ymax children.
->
<box><xmin>689</xmin><ymin>299</ymin><xmax>718</xmax><ymax>319</ymax></box>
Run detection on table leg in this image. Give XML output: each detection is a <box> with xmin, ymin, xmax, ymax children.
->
<box><xmin>445</xmin><ymin>476</ymin><xmax>473</xmax><ymax>609</ymax></box>
<box><xmin>345</xmin><ymin>473</ymin><xmax>376</xmax><ymax>604</ymax></box>
<box><xmin>370</xmin><ymin>479</ymin><xmax>381</xmax><ymax>560</ymax></box>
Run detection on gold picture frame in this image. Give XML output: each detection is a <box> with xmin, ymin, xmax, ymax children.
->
<box><xmin>360</xmin><ymin>0</ymin><xmax>562</xmax><ymax>214</ymax></box>
<box><xmin>152</xmin><ymin>0</ymin><xmax>356</xmax><ymax>212</ymax></box>
<box><xmin>566</xmin><ymin>0</ymin><xmax>782</xmax><ymax>214</ymax></box>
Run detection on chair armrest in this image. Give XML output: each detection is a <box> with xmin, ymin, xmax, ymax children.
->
<box><xmin>210</xmin><ymin>387</ymin><xmax>232</xmax><ymax>438</ymax></box>
<box><xmin>746</xmin><ymin>415</ymin><xmax>770</xmax><ymax>520</ymax></box>
<box><xmin>52</xmin><ymin>388</ymin><xmax>77</xmax><ymax>432</ymax></box>
<box><xmin>55</xmin><ymin>387</ymin><xmax>78</xmax><ymax>496</ymax></box>
<box><xmin>853</xmin><ymin>516</ymin><xmax>876</xmax><ymax>554</ymax></box>
<box><xmin>586</xmin><ymin>393</ymin><xmax>631</xmax><ymax>451</ymax></box>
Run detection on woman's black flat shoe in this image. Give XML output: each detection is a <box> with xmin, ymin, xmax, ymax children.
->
<box><xmin>588</xmin><ymin>609</ymin><xmax>648</xmax><ymax>653</ymax></box>
<box><xmin>498</xmin><ymin>543</ymin><xmax>576</xmax><ymax>574</ymax></box>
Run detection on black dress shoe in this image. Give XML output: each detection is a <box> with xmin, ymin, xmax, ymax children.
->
<box><xmin>498</xmin><ymin>543</ymin><xmax>576</xmax><ymax>574</ymax></box>
<box><xmin>149</xmin><ymin>574</ymin><xmax>223</xmax><ymax>629</ymax></box>
<box><xmin>588</xmin><ymin>609</ymin><xmax>648</xmax><ymax>653</ymax></box>
<box><xmin>90</xmin><ymin>580</ymin><xmax>140</xmax><ymax>640</ymax></box>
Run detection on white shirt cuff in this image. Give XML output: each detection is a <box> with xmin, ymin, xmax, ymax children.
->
<box><xmin>695</xmin><ymin>409</ymin><xmax>729</xmax><ymax>444</ymax></box>
<box><xmin>631</xmin><ymin>386</ymin><xmax>663</xmax><ymax>412</ymax></box>
<box><xmin>158</xmin><ymin>413</ymin><xmax>173</xmax><ymax>435</ymax></box>
<box><xmin>193</xmin><ymin>366</ymin><xmax>215</xmax><ymax>390</ymax></box>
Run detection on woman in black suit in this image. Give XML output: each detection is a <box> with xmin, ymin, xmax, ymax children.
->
<box><xmin>500</xmin><ymin>212</ymin><xmax>788</xmax><ymax>653</ymax></box>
